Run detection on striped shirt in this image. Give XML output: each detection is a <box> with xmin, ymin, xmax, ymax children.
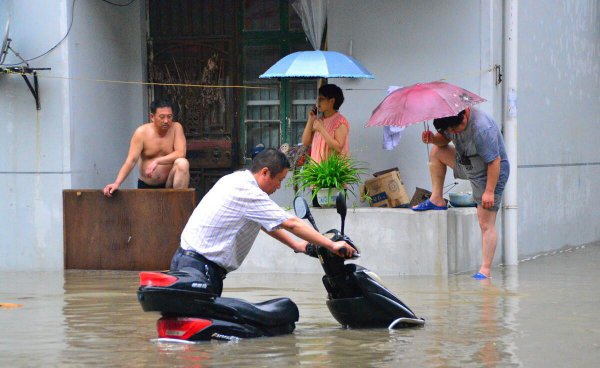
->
<box><xmin>180</xmin><ymin>170</ymin><xmax>292</xmax><ymax>272</ymax></box>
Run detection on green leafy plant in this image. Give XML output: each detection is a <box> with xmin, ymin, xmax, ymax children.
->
<box><xmin>291</xmin><ymin>152</ymin><xmax>366</xmax><ymax>202</ymax></box>
<box><xmin>361</xmin><ymin>192</ymin><xmax>373</xmax><ymax>205</ymax></box>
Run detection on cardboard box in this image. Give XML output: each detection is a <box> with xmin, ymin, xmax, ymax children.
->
<box><xmin>409</xmin><ymin>187</ymin><xmax>432</xmax><ymax>207</ymax></box>
<box><xmin>408</xmin><ymin>187</ymin><xmax>449</xmax><ymax>207</ymax></box>
<box><xmin>360</xmin><ymin>169</ymin><xmax>410</xmax><ymax>208</ymax></box>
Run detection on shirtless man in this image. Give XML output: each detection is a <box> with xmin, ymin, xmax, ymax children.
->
<box><xmin>103</xmin><ymin>99</ymin><xmax>190</xmax><ymax>197</ymax></box>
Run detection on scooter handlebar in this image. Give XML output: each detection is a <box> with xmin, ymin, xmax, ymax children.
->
<box><xmin>296</xmin><ymin>230</ymin><xmax>360</xmax><ymax>260</ymax></box>
<box><xmin>298</xmin><ymin>242</ymin><xmax>359</xmax><ymax>259</ymax></box>
<box><xmin>339</xmin><ymin>246</ymin><xmax>360</xmax><ymax>259</ymax></box>
<box><xmin>304</xmin><ymin>243</ymin><xmax>319</xmax><ymax>258</ymax></box>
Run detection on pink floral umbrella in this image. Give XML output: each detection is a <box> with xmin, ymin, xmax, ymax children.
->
<box><xmin>365</xmin><ymin>81</ymin><xmax>486</xmax><ymax>128</ymax></box>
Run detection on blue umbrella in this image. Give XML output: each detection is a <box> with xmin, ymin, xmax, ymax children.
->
<box><xmin>259</xmin><ymin>50</ymin><xmax>374</xmax><ymax>79</ymax></box>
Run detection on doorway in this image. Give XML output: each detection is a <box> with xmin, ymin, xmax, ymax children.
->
<box><xmin>147</xmin><ymin>0</ymin><xmax>314</xmax><ymax>198</ymax></box>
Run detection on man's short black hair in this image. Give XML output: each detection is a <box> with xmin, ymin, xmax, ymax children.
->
<box><xmin>433</xmin><ymin>109</ymin><xmax>466</xmax><ymax>133</ymax></box>
<box><xmin>150</xmin><ymin>99</ymin><xmax>174</xmax><ymax>114</ymax></box>
<box><xmin>250</xmin><ymin>148</ymin><xmax>291</xmax><ymax>176</ymax></box>
<box><xmin>319</xmin><ymin>84</ymin><xmax>345</xmax><ymax>110</ymax></box>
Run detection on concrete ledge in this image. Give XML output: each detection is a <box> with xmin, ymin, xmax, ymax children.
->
<box><xmin>447</xmin><ymin>207</ymin><xmax>502</xmax><ymax>274</ymax></box>
<box><xmin>239</xmin><ymin>207</ymin><xmax>502</xmax><ymax>276</ymax></box>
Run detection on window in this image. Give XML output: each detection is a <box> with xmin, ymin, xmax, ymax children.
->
<box><xmin>242</xmin><ymin>1</ymin><xmax>316</xmax><ymax>159</ymax></box>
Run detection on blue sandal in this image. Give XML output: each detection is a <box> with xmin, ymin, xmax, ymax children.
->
<box><xmin>472</xmin><ymin>272</ymin><xmax>490</xmax><ymax>279</ymax></box>
<box><xmin>412</xmin><ymin>199</ymin><xmax>447</xmax><ymax>211</ymax></box>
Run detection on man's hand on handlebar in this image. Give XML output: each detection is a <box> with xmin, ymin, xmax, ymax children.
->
<box><xmin>302</xmin><ymin>243</ymin><xmax>319</xmax><ymax>258</ymax></box>
<box><xmin>332</xmin><ymin>241</ymin><xmax>356</xmax><ymax>259</ymax></box>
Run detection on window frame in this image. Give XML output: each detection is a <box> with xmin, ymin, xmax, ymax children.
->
<box><xmin>240</xmin><ymin>0</ymin><xmax>315</xmax><ymax>160</ymax></box>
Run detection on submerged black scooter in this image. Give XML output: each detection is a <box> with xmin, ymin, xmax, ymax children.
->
<box><xmin>137</xmin><ymin>268</ymin><xmax>299</xmax><ymax>341</ymax></box>
<box><xmin>137</xmin><ymin>194</ymin><xmax>422</xmax><ymax>342</ymax></box>
<box><xmin>293</xmin><ymin>193</ymin><xmax>425</xmax><ymax>329</ymax></box>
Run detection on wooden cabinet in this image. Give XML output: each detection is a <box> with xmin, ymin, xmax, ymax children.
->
<box><xmin>63</xmin><ymin>189</ymin><xmax>196</xmax><ymax>270</ymax></box>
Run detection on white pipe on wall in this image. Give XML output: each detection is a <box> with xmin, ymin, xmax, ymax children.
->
<box><xmin>503</xmin><ymin>0</ymin><xmax>518</xmax><ymax>265</ymax></box>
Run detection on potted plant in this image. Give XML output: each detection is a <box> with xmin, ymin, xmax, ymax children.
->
<box><xmin>291</xmin><ymin>152</ymin><xmax>365</xmax><ymax>207</ymax></box>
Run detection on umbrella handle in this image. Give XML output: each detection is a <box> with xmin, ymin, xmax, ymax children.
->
<box><xmin>424</xmin><ymin>121</ymin><xmax>430</xmax><ymax>161</ymax></box>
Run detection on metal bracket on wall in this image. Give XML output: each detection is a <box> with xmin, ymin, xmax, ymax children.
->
<box><xmin>0</xmin><ymin>66</ymin><xmax>51</xmax><ymax>110</ymax></box>
<box><xmin>494</xmin><ymin>64</ymin><xmax>503</xmax><ymax>85</ymax></box>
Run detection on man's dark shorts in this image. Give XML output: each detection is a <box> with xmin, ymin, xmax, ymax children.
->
<box><xmin>170</xmin><ymin>247</ymin><xmax>228</xmax><ymax>296</ymax></box>
<box><xmin>137</xmin><ymin>179</ymin><xmax>166</xmax><ymax>189</ymax></box>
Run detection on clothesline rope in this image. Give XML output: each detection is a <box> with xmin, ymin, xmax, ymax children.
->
<box><xmin>3</xmin><ymin>64</ymin><xmax>495</xmax><ymax>90</ymax></box>
<box><xmin>1</xmin><ymin>69</ymin><xmax>273</xmax><ymax>89</ymax></box>
<box><xmin>2</xmin><ymin>64</ymin><xmax>494</xmax><ymax>91</ymax></box>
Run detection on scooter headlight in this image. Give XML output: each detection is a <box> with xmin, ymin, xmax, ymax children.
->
<box><xmin>363</xmin><ymin>270</ymin><xmax>383</xmax><ymax>284</ymax></box>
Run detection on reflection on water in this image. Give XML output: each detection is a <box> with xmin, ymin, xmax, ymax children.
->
<box><xmin>1</xmin><ymin>244</ymin><xmax>599</xmax><ymax>367</ymax></box>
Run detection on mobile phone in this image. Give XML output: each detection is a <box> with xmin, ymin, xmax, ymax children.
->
<box><xmin>311</xmin><ymin>106</ymin><xmax>323</xmax><ymax>118</ymax></box>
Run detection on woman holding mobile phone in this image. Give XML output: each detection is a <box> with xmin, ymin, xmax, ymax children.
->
<box><xmin>301</xmin><ymin>84</ymin><xmax>350</xmax><ymax>206</ymax></box>
<box><xmin>301</xmin><ymin>84</ymin><xmax>350</xmax><ymax>163</ymax></box>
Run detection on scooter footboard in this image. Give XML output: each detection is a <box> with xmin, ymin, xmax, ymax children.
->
<box><xmin>324</xmin><ymin>265</ymin><xmax>425</xmax><ymax>328</ymax></box>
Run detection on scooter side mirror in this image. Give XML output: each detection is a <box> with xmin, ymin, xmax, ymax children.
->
<box><xmin>293</xmin><ymin>196</ymin><xmax>319</xmax><ymax>231</ymax></box>
<box><xmin>336</xmin><ymin>192</ymin><xmax>347</xmax><ymax>235</ymax></box>
<box><xmin>293</xmin><ymin>196</ymin><xmax>309</xmax><ymax>219</ymax></box>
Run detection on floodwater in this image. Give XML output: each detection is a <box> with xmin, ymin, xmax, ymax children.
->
<box><xmin>1</xmin><ymin>244</ymin><xmax>599</xmax><ymax>367</ymax></box>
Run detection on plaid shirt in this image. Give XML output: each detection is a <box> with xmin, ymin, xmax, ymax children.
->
<box><xmin>180</xmin><ymin>170</ymin><xmax>292</xmax><ymax>272</ymax></box>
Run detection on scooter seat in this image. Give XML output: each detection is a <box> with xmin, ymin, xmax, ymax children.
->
<box><xmin>216</xmin><ymin>296</ymin><xmax>299</xmax><ymax>327</ymax></box>
<box><xmin>138</xmin><ymin>287</ymin><xmax>298</xmax><ymax>327</ymax></box>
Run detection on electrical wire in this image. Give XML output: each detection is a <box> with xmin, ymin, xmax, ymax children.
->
<box><xmin>2</xmin><ymin>0</ymin><xmax>137</xmax><ymax>67</ymax></box>
<box><xmin>99</xmin><ymin>0</ymin><xmax>136</xmax><ymax>6</ymax></box>
<box><xmin>0</xmin><ymin>0</ymin><xmax>76</xmax><ymax>66</ymax></box>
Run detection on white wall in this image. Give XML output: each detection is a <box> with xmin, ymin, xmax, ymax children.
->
<box><xmin>0</xmin><ymin>0</ymin><xmax>144</xmax><ymax>271</ymax></box>
<box><xmin>0</xmin><ymin>0</ymin><xmax>71</xmax><ymax>271</ymax></box>
<box><xmin>68</xmin><ymin>0</ymin><xmax>144</xmax><ymax>189</ymax></box>
<box><xmin>324</xmin><ymin>0</ymin><xmax>600</xmax><ymax>259</ymax></box>
<box><xmin>326</xmin><ymin>0</ymin><xmax>502</xmax><ymax>198</ymax></box>
<box><xmin>517</xmin><ymin>0</ymin><xmax>600</xmax><ymax>255</ymax></box>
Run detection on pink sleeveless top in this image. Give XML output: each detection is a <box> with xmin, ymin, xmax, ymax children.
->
<box><xmin>310</xmin><ymin>112</ymin><xmax>350</xmax><ymax>163</ymax></box>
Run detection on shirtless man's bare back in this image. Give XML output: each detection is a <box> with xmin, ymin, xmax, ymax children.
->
<box><xmin>103</xmin><ymin>99</ymin><xmax>190</xmax><ymax>197</ymax></box>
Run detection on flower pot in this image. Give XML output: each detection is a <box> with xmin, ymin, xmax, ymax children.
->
<box><xmin>316</xmin><ymin>188</ymin><xmax>340</xmax><ymax>208</ymax></box>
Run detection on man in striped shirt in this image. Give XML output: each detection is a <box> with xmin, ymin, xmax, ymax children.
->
<box><xmin>170</xmin><ymin>148</ymin><xmax>355</xmax><ymax>295</ymax></box>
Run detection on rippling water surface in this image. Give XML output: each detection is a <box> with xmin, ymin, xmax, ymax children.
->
<box><xmin>1</xmin><ymin>244</ymin><xmax>599</xmax><ymax>367</ymax></box>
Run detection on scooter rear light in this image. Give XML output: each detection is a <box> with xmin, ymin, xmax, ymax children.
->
<box><xmin>139</xmin><ymin>272</ymin><xmax>178</xmax><ymax>287</ymax></box>
<box><xmin>157</xmin><ymin>317</ymin><xmax>213</xmax><ymax>340</ymax></box>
